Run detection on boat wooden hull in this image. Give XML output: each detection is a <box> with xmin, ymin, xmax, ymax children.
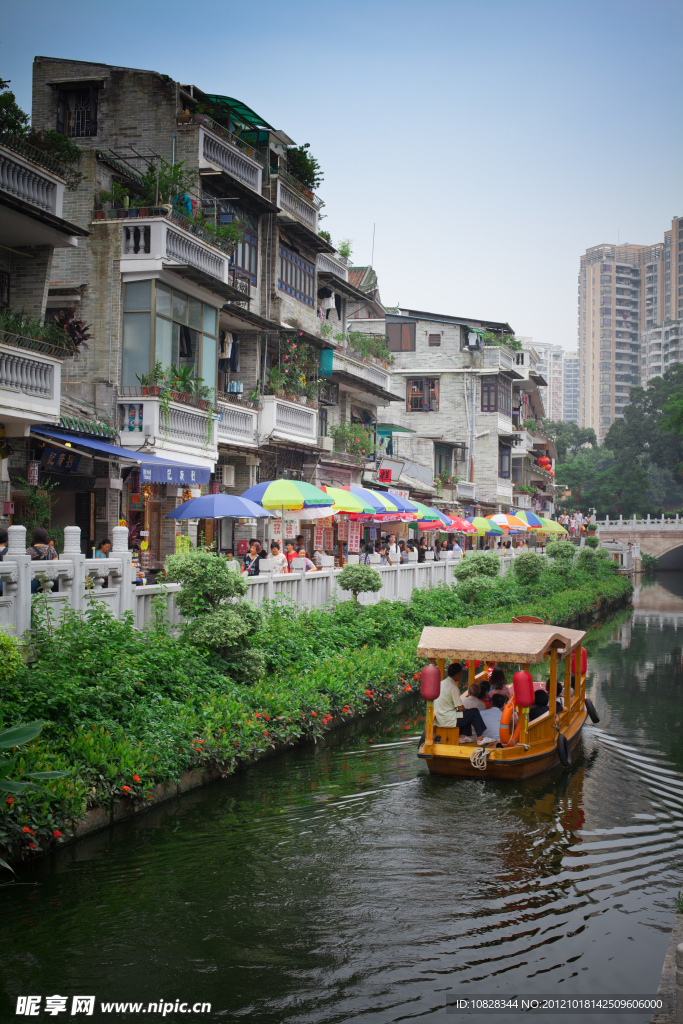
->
<box><xmin>418</xmin><ymin>710</ymin><xmax>587</xmax><ymax>779</ymax></box>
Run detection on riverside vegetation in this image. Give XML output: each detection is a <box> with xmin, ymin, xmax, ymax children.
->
<box><xmin>0</xmin><ymin>543</ymin><xmax>631</xmax><ymax>863</ymax></box>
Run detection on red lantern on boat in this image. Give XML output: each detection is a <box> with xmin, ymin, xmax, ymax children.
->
<box><xmin>512</xmin><ymin>670</ymin><xmax>535</xmax><ymax>708</ymax></box>
<box><xmin>421</xmin><ymin>664</ymin><xmax>441</xmax><ymax>701</ymax></box>
<box><xmin>571</xmin><ymin>648</ymin><xmax>587</xmax><ymax>675</ymax></box>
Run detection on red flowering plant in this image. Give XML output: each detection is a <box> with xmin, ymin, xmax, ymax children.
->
<box><xmin>265</xmin><ymin>333</ymin><xmax>320</xmax><ymax>403</ymax></box>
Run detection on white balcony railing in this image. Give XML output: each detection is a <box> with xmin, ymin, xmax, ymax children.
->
<box><xmin>259</xmin><ymin>395</ymin><xmax>318</xmax><ymax>445</ymax></box>
<box><xmin>119</xmin><ymin>215</ymin><xmax>233</xmax><ymax>291</ymax></box>
<box><xmin>332</xmin><ymin>353</ymin><xmax>391</xmax><ymax>393</ymax></box>
<box><xmin>216</xmin><ymin>401</ymin><xmax>258</xmax><ymax>446</ymax></box>
<box><xmin>199</xmin><ymin>127</ymin><xmax>263</xmax><ymax>194</ymax></box>
<box><xmin>276</xmin><ymin>179</ymin><xmax>318</xmax><ymax>233</ymax></box>
<box><xmin>457</xmin><ymin>481</ymin><xmax>476</xmax><ymax>501</ymax></box>
<box><xmin>0</xmin><ymin>142</ymin><xmax>66</xmax><ymax>217</ymax></box>
<box><xmin>118</xmin><ymin>396</ymin><xmax>217</xmax><ymax>462</ymax></box>
<box><xmin>316</xmin><ymin>252</ymin><xmax>349</xmax><ymax>282</ymax></box>
<box><xmin>0</xmin><ymin>338</ymin><xmax>61</xmax><ymax>430</ymax></box>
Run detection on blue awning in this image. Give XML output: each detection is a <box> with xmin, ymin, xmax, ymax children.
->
<box><xmin>31</xmin><ymin>427</ymin><xmax>212</xmax><ymax>485</ymax></box>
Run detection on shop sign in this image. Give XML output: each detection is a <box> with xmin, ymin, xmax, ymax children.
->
<box><xmin>237</xmin><ymin>540</ymin><xmax>248</xmax><ymax>555</ymax></box>
<box><xmin>324</xmin><ymin>527</ymin><xmax>334</xmax><ymax>550</ymax></box>
<box><xmin>348</xmin><ymin>522</ymin><xmax>361</xmax><ymax>553</ymax></box>
<box><xmin>379</xmin><ymin>458</ymin><xmax>404</xmax><ymax>483</ymax></box>
<box><xmin>40</xmin><ymin>448</ymin><xmax>81</xmax><ymax>474</ymax></box>
<box><xmin>389</xmin><ymin>488</ymin><xmax>409</xmax><ymax>500</ymax></box>
<box><xmin>140</xmin><ymin>464</ymin><xmax>209</xmax><ymax>485</ymax></box>
<box><xmin>27</xmin><ymin>460</ymin><xmax>40</xmax><ymax>485</ymax></box>
<box><xmin>314</xmin><ymin>525</ymin><xmax>324</xmax><ymax>550</ymax></box>
<box><xmin>337</xmin><ymin>520</ymin><xmax>348</xmax><ymax>541</ymax></box>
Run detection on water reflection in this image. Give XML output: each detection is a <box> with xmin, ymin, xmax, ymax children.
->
<box><xmin>2</xmin><ymin>583</ymin><xmax>683</xmax><ymax>1024</ymax></box>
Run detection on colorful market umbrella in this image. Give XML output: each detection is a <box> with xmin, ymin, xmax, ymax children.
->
<box><xmin>165</xmin><ymin>494</ymin><xmax>273</xmax><ymax>520</ymax></box>
<box><xmin>343</xmin><ymin>487</ymin><xmax>417</xmax><ymax>521</ymax></box>
<box><xmin>439</xmin><ymin>515</ymin><xmax>477</xmax><ymax>534</ymax></box>
<box><xmin>410</xmin><ymin>500</ymin><xmax>445</xmax><ymax>522</ymax></box>
<box><xmin>538</xmin><ymin>517</ymin><xmax>568</xmax><ymax>534</ymax></box>
<box><xmin>486</xmin><ymin>513</ymin><xmax>528</xmax><ymax>531</ymax></box>
<box><xmin>241</xmin><ymin>479</ymin><xmax>334</xmax><ymax>511</ymax></box>
<box><xmin>466</xmin><ymin>516</ymin><xmax>504</xmax><ymax>536</ymax></box>
<box><xmin>515</xmin><ymin>510</ymin><xmax>544</xmax><ymax>529</ymax></box>
<box><xmin>412</xmin><ymin>506</ymin><xmax>453</xmax><ymax>531</ymax></box>
<box><xmin>320</xmin><ymin>486</ymin><xmax>377</xmax><ymax>515</ymax></box>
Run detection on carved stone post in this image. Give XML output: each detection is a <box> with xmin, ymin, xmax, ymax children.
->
<box><xmin>112</xmin><ymin>526</ymin><xmax>133</xmax><ymax>615</ymax></box>
<box><xmin>7</xmin><ymin>525</ymin><xmax>31</xmax><ymax>638</ymax></box>
<box><xmin>61</xmin><ymin>526</ymin><xmax>85</xmax><ymax>615</ymax></box>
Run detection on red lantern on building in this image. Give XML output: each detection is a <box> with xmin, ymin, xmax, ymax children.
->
<box><xmin>420</xmin><ymin>664</ymin><xmax>441</xmax><ymax>701</ymax></box>
<box><xmin>512</xmin><ymin>670</ymin><xmax>535</xmax><ymax>708</ymax></box>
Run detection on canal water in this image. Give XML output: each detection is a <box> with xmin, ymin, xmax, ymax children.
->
<box><xmin>3</xmin><ymin>578</ymin><xmax>683</xmax><ymax>1023</ymax></box>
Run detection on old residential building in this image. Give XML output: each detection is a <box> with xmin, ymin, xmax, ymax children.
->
<box><xmin>23</xmin><ymin>55</ymin><xmax>396</xmax><ymax>560</ymax></box>
<box><xmin>350</xmin><ymin>308</ymin><xmax>554</xmax><ymax>513</ymax></box>
<box><xmin>0</xmin><ymin>133</ymin><xmax>89</xmax><ymax>530</ymax></box>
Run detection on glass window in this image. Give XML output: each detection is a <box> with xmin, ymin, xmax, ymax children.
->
<box><xmin>156</xmin><ymin>282</ymin><xmax>171</xmax><ymax>315</ymax></box>
<box><xmin>201</xmin><ymin>335</ymin><xmax>216</xmax><ymax>393</ymax></box>
<box><xmin>407</xmin><ymin>378</ymin><xmax>439</xmax><ymax>412</ymax></box>
<box><xmin>434</xmin><ymin>443</ymin><xmax>451</xmax><ymax>476</ymax></box>
<box><xmin>203</xmin><ymin>305</ymin><xmax>217</xmax><ymax>336</ymax></box>
<box><xmin>124</xmin><ymin>280</ymin><xmax>151</xmax><ymax>311</ymax></box>
<box><xmin>386</xmin><ymin>322</ymin><xmax>416</xmax><ymax>351</ymax></box>
<box><xmin>122</xmin><ymin>313</ymin><xmax>151</xmax><ymax>386</ymax></box>
<box><xmin>155</xmin><ymin>316</ymin><xmax>173</xmax><ymax>369</ymax></box>
<box><xmin>172</xmin><ymin>289</ymin><xmax>188</xmax><ymax>323</ymax></box>
<box><xmin>188</xmin><ymin>297</ymin><xmax>203</xmax><ymax>330</ymax></box>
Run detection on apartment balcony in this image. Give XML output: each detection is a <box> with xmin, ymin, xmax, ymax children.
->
<box><xmin>0</xmin><ymin>136</ymin><xmax>87</xmax><ymax>249</ymax></box>
<box><xmin>258</xmin><ymin>394</ymin><xmax>318</xmax><ymax>447</ymax></box>
<box><xmin>496</xmin><ymin>480</ymin><xmax>514</xmax><ymax>504</ymax></box>
<box><xmin>103</xmin><ymin>207</ymin><xmax>246</xmax><ymax>303</ymax></box>
<box><xmin>216</xmin><ymin>399</ymin><xmax>258</xmax><ymax>448</ymax></box>
<box><xmin>316</xmin><ymin>252</ymin><xmax>349</xmax><ymax>282</ymax></box>
<box><xmin>456</xmin><ymin>481</ymin><xmax>476</xmax><ymax>502</ymax></box>
<box><xmin>0</xmin><ymin>332</ymin><xmax>62</xmax><ymax>434</ymax></box>
<box><xmin>117</xmin><ymin>389</ymin><xmax>218</xmax><ymax>464</ymax></box>
<box><xmin>176</xmin><ymin>114</ymin><xmax>264</xmax><ymax>197</ymax></box>
<box><xmin>273</xmin><ymin>173</ymin><xmax>323</xmax><ymax>236</ymax></box>
<box><xmin>330</xmin><ymin>350</ymin><xmax>396</xmax><ymax>402</ymax></box>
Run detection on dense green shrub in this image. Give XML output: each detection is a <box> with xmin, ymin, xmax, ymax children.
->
<box><xmin>641</xmin><ymin>552</ymin><xmax>659</xmax><ymax>574</ymax></box>
<box><xmin>512</xmin><ymin>551</ymin><xmax>545</xmax><ymax>585</ymax></box>
<box><xmin>546</xmin><ymin>540</ymin><xmax>575</xmax><ymax>561</ymax></box>
<box><xmin>584</xmin><ymin>536</ymin><xmax>600</xmax><ymax>549</ymax></box>
<box><xmin>337</xmin><ymin>564</ymin><xmax>383</xmax><ymax>601</ymax></box>
<box><xmin>452</xmin><ymin>551</ymin><xmax>500</xmax><ymax>579</ymax></box>
<box><xmin>0</xmin><ymin>629</ymin><xmax>23</xmax><ymax>689</ymax></box>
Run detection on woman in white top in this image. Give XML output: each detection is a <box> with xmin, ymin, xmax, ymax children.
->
<box><xmin>270</xmin><ymin>541</ymin><xmax>288</xmax><ymax>574</ymax></box>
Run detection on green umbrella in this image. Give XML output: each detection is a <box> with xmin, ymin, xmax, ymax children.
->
<box><xmin>466</xmin><ymin>516</ymin><xmax>504</xmax><ymax>536</ymax></box>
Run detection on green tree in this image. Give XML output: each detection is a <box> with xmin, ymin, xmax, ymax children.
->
<box><xmin>541</xmin><ymin>419</ymin><xmax>597</xmax><ymax>462</ymax></box>
<box><xmin>604</xmin><ymin>365</ymin><xmax>683</xmax><ymax>475</ymax></box>
<box><xmin>286</xmin><ymin>143</ymin><xmax>323</xmax><ymax>191</ymax></box>
<box><xmin>0</xmin><ymin>79</ymin><xmax>29</xmax><ymax>135</ymax></box>
<box><xmin>512</xmin><ymin>552</ymin><xmax>545</xmax><ymax>586</ymax></box>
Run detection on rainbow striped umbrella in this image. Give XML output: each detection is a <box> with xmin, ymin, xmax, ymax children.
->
<box><xmin>466</xmin><ymin>516</ymin><xmax>504</xmax><ymax>536</ymax></box>
<box><xmin>320</xmin><ymin>486</ymin><xmax>376</xmax><ymax>514</ymax></box>
<box><xmin>538</xmin><ymin>517</ymin><xmax>568</xmax><ymax>534</ymax></box>
<box><xmin>241</xmin><ymin>479</ymin><xmax>334</xmax><ymax>511</ymax></box>
<box><xmin>515</xmin><ymin>509</ymin><xmax>544</xmax><ymax>529</ymax></box>
<box><xmin>343</xmin><ymin>487</ymin><xmax>418</xmax><ymax>521</ymax></box>
<box><xmin>486</xmin><ymin>513</ymin><xmax>527</xmax><ymax>531</ymax></box>
<box><xmin>412</xmin><ymin>506</ymin><xmax>452</xmax><ymax>530</ymax></box>
<box><xmin>439</xmin><ymin>515</ymin><xmax>478</xmax><ymax>534</ymax></box>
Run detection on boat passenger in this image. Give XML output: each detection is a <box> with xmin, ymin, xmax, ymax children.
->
<box><xmin>479</xmin><ymin>693</ymin><xmax>507</xmax><ymax>742</ymax></box>
<box><xmin>488</xmin><ymin>667</ymin><xmax>511</xmax><ymax>699</ymax></box>
<box><xmin>433</xmin><ymin>662</ymin><xmax>489</xmax><ymax>744</ymax></box>
<box><xmin>478</xmin><ymin>679</ymin><xmax>492</xmax><ymax>709</ymax></box>
<box><xmin>529</xmin><ymin>689</ymin><xmax>550</xmax><ymax>721</ymax></box>
<box><xmin>461</xmin><ymin>681</ymin><xmax>485</xmax><ymax>711</ymax></box>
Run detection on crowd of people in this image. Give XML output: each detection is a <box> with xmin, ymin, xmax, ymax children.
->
<box><xmin>432</xmin><ymin>661</ymin><xmax>573</xmax><ymax>746</ymax></box>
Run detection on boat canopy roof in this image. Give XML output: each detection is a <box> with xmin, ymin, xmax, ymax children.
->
<box><xmin>417</xmin><ymin>623</ymin><xmax>586</xmax><ymax>664</ymax></box>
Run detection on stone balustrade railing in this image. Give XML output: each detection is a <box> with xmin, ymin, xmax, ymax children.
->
<box><xmin>0</xmin><ymin>346</ymin><xmax>54</xmax><ymax>397</ymax></box>
<box><xmin>598</xmin><ymin>515</ymin><xmax>683</xmax><ymax>530</ymax></box>
<box><xmin>0</xmin><ymin>149</ymin><xmax>57</xmax><ymax>212</ymax></box>
<box><xmin>0</xmin><ymin>531</ymin><xmax>529</xmax><ymax>641</ymax></box>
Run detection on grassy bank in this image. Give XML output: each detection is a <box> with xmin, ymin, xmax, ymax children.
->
<box><xmin>0</xmin><ymin>550</ymin><xmax>632</xmax><ymax>862</ymax></box>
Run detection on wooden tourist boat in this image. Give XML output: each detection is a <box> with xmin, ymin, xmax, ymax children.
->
<box><xmin>416</xmin><ymin>619</ymin><xmax>590</xmax><ymax>779</ymax></box>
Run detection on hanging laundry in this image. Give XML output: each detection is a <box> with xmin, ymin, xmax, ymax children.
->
<box><xmin>230</xmin><ymin>335</ymin><xmax>240</xmax><ymax>372</ymax></box>
<box><xmin>334</xmin><ymin>293</ymin><xmax>342</xmax><ymax>320</ymax></box>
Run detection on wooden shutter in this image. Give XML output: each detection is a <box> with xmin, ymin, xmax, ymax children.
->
<box><xmin>401</xmin><ymin>323</ymin><xmax>415</xmax><ymax>350</ymax></box>
<box><xmin>428</xmin><ymin>333</ymin><xmax>441</xmax><ymax>346</ymax></box>
<box><xmin>386</xmin><ymin>323</ymin><xmax>401</xmax><ymax>351</ymax></box>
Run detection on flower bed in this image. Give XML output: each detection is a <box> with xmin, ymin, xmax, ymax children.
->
<box><xmin>0</xmin><ymin>559</ymin><xmax>632</xmax><ymax>864</ymax></box>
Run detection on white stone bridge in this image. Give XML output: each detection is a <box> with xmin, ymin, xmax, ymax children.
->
<box><xmin>598</xmin><ymin>515</ymin><xmax>683</xmax><ymax>570</ymax></box>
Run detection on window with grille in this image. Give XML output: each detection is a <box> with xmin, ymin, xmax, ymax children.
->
<box><xmin>57</xmin><ymin>88</ymin><xmax>97</xmax><ymax>137</ymax></box>
<box><xmin>386</xmin><ymin>322</ymin><xmax>416</xmax><ymax>351</ymax></box>
<box><xmin>0</xmin><ymin>270</ymin><xmax>9</xmax><ymax>308</ymax></box>
<box><xmin>481</xmin><ymin>376</ymin><xmax>511</xmax><ymax>415</ymax></box>
<box><xmin>434</xmin><ymin>443</ymin><xmax>452</xmax><ymax>476</ymax></box>
<box><xmin>499</xmin><ymin>444</ymin><xmax>511</xmax><ymax>478</ymax></box>
<box><xmin>232</xmin><ymin>229</ymin><xmax>258</xmax><ymax>284</ymax></box>
<box><xmin>278</xmin><ymin>245</ymin><xmax>314</xmax><ymax>306</ymax></box>
<box><xmin>428</xmin><ymin>333</ymin><xmax>441</xmax><ymax>346</ymax></box>
<box><xmin>407</xmin><ymin>378</ymin><xmax>439</xmax><ymax>412</ymax></box>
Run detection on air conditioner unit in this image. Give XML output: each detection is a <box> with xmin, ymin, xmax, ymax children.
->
<box><xmin>215</xmin><ymin>464</ymin><xmax>235</xmax><ymax>488</ymax></box>
<box><xmin>318</xmin><ymin>436</ymin><xmax>334</xmax><ymax>451</ymax></box>
<box><xmin>457</xmin><ymin>481</ymin><xmax>477</xmax><ymax>500</ymax></box>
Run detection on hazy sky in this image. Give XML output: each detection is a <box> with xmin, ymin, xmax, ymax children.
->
<box><xmin>3</xmin><ymin>0</ymin><xmax>681</xmax><ymax>349</ymax></box>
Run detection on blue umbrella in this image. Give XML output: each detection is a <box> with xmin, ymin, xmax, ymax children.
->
<box><xmin>165</xmin><ymin>494</ymin><xmax>273</xmax><ymax>520</ymax></box>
